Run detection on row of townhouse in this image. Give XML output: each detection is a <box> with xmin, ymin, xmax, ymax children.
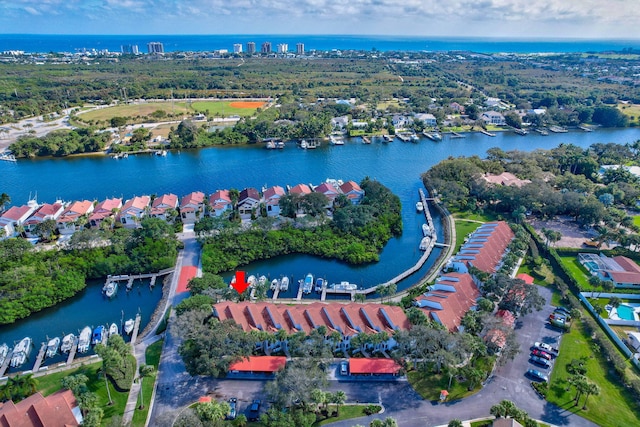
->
<box><xmin>414</xmin><ymin>221</ymin><xmax>516</xmax><ymax>332</ymax></box>
<box><xmin>0</xmin><ymin>180</ymin><xmax>365</xmax><ymax>239</ymax></box>
<box><xmin>213</xmin><ymin>301</ymin><xmax>410</xmax><ymax>355</ymax></box>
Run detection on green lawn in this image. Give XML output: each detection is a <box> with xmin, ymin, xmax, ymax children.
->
<box><xmin>79</xmin><ymin>102</ymin><xmax>190</xmax><ymax>122</ymax></box>
<box><xmin>619</xmin><ymin>103</ymin><xmax>640</xmax><ymax>125</ymax></box>
<box><xmin>633</xmin><ymin>215</ymin><xmax>640</xmax><ymax>228</ymax></box>
<box><xmin>37</xmin><ymin>361</ymin><xmax>128</xmax><ymax>425</ymax></box>
<box><xmin>547</xmin><ymin>319</ymin><xmax>640</xmax><ymax>427</ymax></box>
<box><xmin>190</xmin><ymin>101</ymin><xmax>263</xmax><ymax>117</ymax></box>
<box><xmin>408</xmin><ymin>369</ymin><xmax>481</xmax><ymax>401</ymax></box>
<box><xmin>313</xmin><ymin>404</ymin><xmax>376</xmax><ymax>426</ymax></box>
<box><xmin>131</xmin><ymin>339</ymin><xmax>164</xmax><ymax>427</ymax></box>
<box><xmin>454</xmin><ymin>219</ymin><xmax>484</xmax><ymax>253</ymax></box>
<box><xmin>556</xmin><ymin>255</ymin><xmax>594</xmax><ymax>290</ymax></box>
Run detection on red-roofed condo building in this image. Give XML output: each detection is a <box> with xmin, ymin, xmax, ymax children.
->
<box><xmin>0</xmin><ymin>389</ymin><xmax>82</xmax><ymax>426</ymax></box>
<box><xmin>117</xmin><ymin>196</ymin><xmax>151</xmax><ymax>228</ymax></box>
<box><xmin>89</xmin><ymin>197</ymin><xmax>122</xmax><ymax>228</ymax></box>
<box><xmin>0</xmin><ymin>201</ymin><xmax>38</xmax><ymax>238</ymax></box>
<box><xmin>180</xmin><ymin>191</ymin><xmax>205</xmax><ymax>223</ymax></box>
<box><xmin>56</xmin><ymin>200</ymin><xmax>94</xmax><ymax>235</ymax></box>
<box><xmin>237</xmin><ymin>188</ymin><xmax>261</xmax><ymax>220</ymax></box>
<box><xmin>150</xmin><ymin>193</ymin><xmax>178</xmax><ymax>222</ymax></box>
<box><xmin>449</xmin><ymin>221</ymin><xmax>515</xmax><ymax>274</ymax></box>
<box><xmin>579</xmin><ymin>253</ymin><xmax>640</xmax><ymax>287</ymax></box>
<box><xmin>262</xmin><ymin>186</ymin><xmax>285</xmax><ymax>217</ymax></box>
<box><xmin>22</xmin><ymin>202</ymin><xmax>64</xmax><ymax>238</ymax></box>
<box><xmin>208</xmin><ymin>190</ymin><xmax>232</xmax><ymax>217</ymax></box>
<box><xmin>213</xmin><ymin>301</ymin><xmax>410</xmax><ymax>354</ymax></box>
<box><xmin>414</xmin><ymin>273</ymin><xmax>481</xmax><ymax>332</ymax></box>
<box><xmin>339</xmin><ymin>181</ymin><xmax>365</xmax><ymax>205</ymax></box>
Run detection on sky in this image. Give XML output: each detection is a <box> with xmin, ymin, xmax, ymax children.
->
<box><xmin>0</xmin><ymin>0</ymin><xmax>638</xmax><ymax>39</ymax></box>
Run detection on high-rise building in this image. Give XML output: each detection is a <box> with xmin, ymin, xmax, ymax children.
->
<box><xmin>121</xmin><ymin>44</ymin><xmax>139</xmax><ymax>55</ymax></box>
<box><xmin>233</xmin><ymin>44</ymin><xmax>243</xmax><ymax>53</ymax></box>
<box><xmin>277</xmin><ymin>43</ymin><xmax>288</xmax><ymax>54</ymax></box>
<box><xmin>296</xmin><ymin>43</ymin><xmax>305</xmax><ymax>55</ymax></box>
<box><xmin>261</xmin><ymin>42</ymin><xmax>272</xmax><ymax>54</ymax></box>
<box><xmin>247</xmin><ymin>42</ymin><xmax>256</xmax><ymax>54</ymax></box>
<box><xmin>147</xmin><ymin>42</ymin><xmax>164</xmax><ymax>54</ymax></box>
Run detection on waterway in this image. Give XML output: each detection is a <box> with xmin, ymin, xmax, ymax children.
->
<box><xmin>1</xmin><ymin>128</ymin><xmax>640</xmax><ymax>368</ymax></box>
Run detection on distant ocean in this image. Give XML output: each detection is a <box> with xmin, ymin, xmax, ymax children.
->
<box><xmin>1</xmin><ymin>34</ymin><xmax>639</xmax><ymax>54</ymax></box>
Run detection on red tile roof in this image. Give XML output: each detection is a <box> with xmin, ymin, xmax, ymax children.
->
<box><xmin>152</xmin><ymin>193</ymin><xmax>178</xmax><ymax>209</ymax></box>
<box><xmin>496</xmin><ymin>309</ymin><xmax>516</xmax><ymax>327</ymax></box>
<box><xmin>612</xmin><ymin>256</ymin><xmax>640</xmax><ymax>273</ymax></box>
<box><xmin>229</xmin><ymin>356</ymin><xmax>287</xmax><ymax>373</ymax></box>
<box><xmin>239</xmin><ymin>188</ymin><xmax>260</xmax><ymax>203</ymax></box>
<box><xmin>289</xmin><ymin>184</ymin><xmax>311</xmax><ymax>195</ymax></box>
<box><xmin>456</xmin><ymin>221</ymin><xmax>514</xmax><ymax>273</ymax></box>
<box><xmin>209</xmin><ymin>190</ymin><xmax>231</xmax><ymax>204</ymax></box>
<box><xmin>24</xmin><ymin>203</ymin><xmax>64</xmax><ymax>225</ymax></box>
<box><xmin>1</xmin><ymin>205</ymin><xmax>34</xmax><ymax>222</ymax></box>
<box><xmin>340</xmin><ymin>180</ymin><xmax>363</xmax><ymax>194</ymax></box>
<box><xmin>89</xmin><ymin>198</ymin><xmax>122</xmax><ymax>222</ymax></box>
<box><xmin>0</xmin><ymin>390</ymin><xmax>80</xmax><ymax>427</ymax></box>
<box><xmin>415</xmin><ymin>273</ymin><xmax>480</xmax><ymax>332</ymax></box>
<box><xmin>314</xmin><ymin>182</ymin><xmax>339</xmax><ymax>199</ymax></box>
<box><xmin>516</xmin><ymin>273</ymin><xmax>534</xmax><ymax>285</ymax></box>
<box><xmin>213</xmin><ymin>301</ymin><xmax>410</xmax><ymax>337</ymax></box>
<box><xmin>57</xmin><ymin>200</ymin><xmax>94</xmax><ymax>223</ymax></box>
<box><xmin>348</xmin><ymin>358</ymin><xmax>402</xmax><ymax>375</ymax></box>
<box><xmin>263</xmin><ymin>186</ymin><xmax>285</xmax><ymax>200</ymax></box>
<box><xmin>180</xmin><ymin>191</ymin><xmax>205</xmax><ymax>208</ymax></box>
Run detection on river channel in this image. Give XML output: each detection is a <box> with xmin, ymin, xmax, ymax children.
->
<box><xmin>1</xmin><ymin>128</ymin><xmax>640</xmax><ymax>371</ymax></box>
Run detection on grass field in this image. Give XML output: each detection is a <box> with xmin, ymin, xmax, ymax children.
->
<box><xmin>619</xmin><ymin>103</ymin><xmax>640</xmax><ymax>125</ymax></box>
<box><xmin>454</xmin><ymin>219</ymin><xmax>484</xmax><ymax>253</ymax></box>
<box><xmin>557</xmin><ymin>255</ymin><xmax>594</xmax><ymax>290</ymax></box>
<box><xmin>131</xmin><ymin>339</ymin><xmax>164</xmax><ymax>426</ymax></box>
<box><xmin>191</xmin><ymin>100</ymin><xmax>264</xmax><ymax>117</ymax></box>
<box><xmin>547</xmin><ymin>319</ymin><xmax>640</xmax><ymax>427</ymax></box>
<box><xmin>633</xmin><ymin>215</ymin><xmax>640</xmax><ymax>228</ymax></box>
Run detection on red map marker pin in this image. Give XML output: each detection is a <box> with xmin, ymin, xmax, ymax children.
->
<box><xmin>231</xmin><ymin>271</ymin><xmax>249</xmax><ymax>294</ymax></box>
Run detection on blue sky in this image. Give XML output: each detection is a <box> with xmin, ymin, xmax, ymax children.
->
<box><xmin>0</xmin><ymin>0</ymin><xmax>638</xmax><ymax>38</ymax></box>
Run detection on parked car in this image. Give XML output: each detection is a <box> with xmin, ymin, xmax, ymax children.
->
<box><xmin>226</xmin><ymin>398</ymin><xmax>237</xmax><ymax>420</ymax></box>
<box><xmin>340</xmin><ymin>361</ymin><xmax>348</xmax><ymax>375</ymax></box>
<box><xmin>531</xmin><ymin>349</ymin><xmax>552</xmax><ymax>360</ymax></box>
<box><xmin>248</xmin><ymin>399</ymin><xmax>261</xmax><ymax>421</ymax></box>
<box><xmin>529</xmin><ymin>355</ymin><xmax>551</xmax><ymax>368</ymax></box>
<box><xmin>554</xmin><ymin>306</ymin><xmax>571</xmax><ymax>316</ymax></box>
<box><xmin>526</xmin><ymin>369</ymin><xmax>549</xmax><ymax>382</ymax></box>
<box><xmin>534</xmin><ymin>341</ymin><xmax>559</xmax><ymax>355</ymax></box>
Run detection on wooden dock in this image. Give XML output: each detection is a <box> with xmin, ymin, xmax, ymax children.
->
<box><xmin>479</xmin><ymin>129</ymin><xmax>496</xmax><ymax>137</ymax></box>
<box><xmin>105</xmin><ymin>268</ymin><xmax>174</xmax><ymax>291</ymax></box>
<box><xmin>66</xmin><ymin>338</ymin><xmax>78</xmax><ymax>366</ymax></box>
<box><xmin>0</xmin><ymin>349</ymin><xmax>14</xmax><ymax>377</ymax></box>
<box><xmin>271</xmin><ymin>286</ymin><xmax>280</xmax><ymax>301</ymax></box>
<box><xmin>450</xmin><ymin>131</ymin><xmax>466</xmax><ymax>138</ymax></box>
<box><xmin>32</xmin><ymin>343</ymin><xmax>47</xmax><ymax>372</ymax></box>
<box><xmin>129</xmin><ymin>314</ymin><xmax>142</xmax><ymax>350</ymax></box>
<box><xmin>296</xmin><ymin>281</ymin><xmax>303</xmax><ymax>301</ymax></box>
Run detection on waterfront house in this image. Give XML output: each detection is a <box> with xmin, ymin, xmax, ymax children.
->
<box><xmin>212</xmin><ymin>301</ymin><xmax>409</xmax><ymax>355</ymax></box>
<box><xmin>449</xmin><ymin>221</ymin><xmax>515</xmax><ymax>274</ymax></box>
<box><xmin>339</xmin><ymin>181</ymin><xmax>365</xmax><ymax>205</ymax></box>
<box><xmin>578</xmin><ymin>253</ymin><xmax>640</xmax><ymax>287</ymax></box>
<box><xmin>0</xmin><ymin>201</ymin><xmax>38</xmax><ymax>238</ymax></box>
<box><xmin>0</xmin><ymin>389</ymin><xmax>83</xmax><ymax>426</ymax></box>
<box><xmin>391</xmin><ymin>115</ymin><xmax>410</xmax><ymax>129</ymax></box>
<box><xmin>414</xmin><ymin>273</ymin><xmax>481</xmax><ymax>332</ymax></box>
<box><xmin>449</xmin><ymin>102</ymin><xmax>465</xmax><ymax>113</ymax></box>
<box><xmin>150</xmin><ymin>193</ymin><xmax>178</xmax><ymax>222</ymax></box>
<box><xmin>262</xmin><ymin>186</ymin><xmax>285</xmax><ymax>217</ymax></box>
<box><xmin>237</xmin><ymin>188</ymin><xmax>261</xmax><ymax>220</ymax></box>
<box><xmin>208</xmin><ymin>190</ymin><xmax>232</xmax><ymax>217</ymax></box>
<box><xmin>23</xmin><ymin>201</ymin><xmax>65</xmax><ymax>238</ymax></box>
<box><xmin>481</xmin><ymin>111</ymin><xmax>506</xmax><ymax>126</ymax></box>
<box><xmin>89</xmin><ymin>197</ymin><xmax>122</xmax><ymax>228</ymax></box>
<box><xmin>289</xmin><ymin>184</ymin><xmax>312</xmax><ymax>215</ymax></box>
<box><xmin>314</xmin><ymin>182</ymin><xmax>340</xmax><ymax>210</ymax></box>
<box><xmin>482</xmin><ymin>172</ymin><xmax>531</xmax><ymax>188</ymax></box>
<box><xmin>414</xmin><ymin>113</ymin><xmax>437</xmax><ymax>127</ymax></box>
<box><xmin>179</xmin><ymin>191</ymin><xmax>205</xmax><ymax>223</ymax></box>
<box><xmin>57</xmin><ymin>200</ymin><xmax>94</xmax><ymax>235</ymax></box>
<box><xmin>117</xmin><ymin>196</ymin><xmax>151</xmax><ymax>228</ymax></box>
<box><xmin>331</xmin><ymin>115</ymin><xmax>349</xmax><ymax>130</ymax></box>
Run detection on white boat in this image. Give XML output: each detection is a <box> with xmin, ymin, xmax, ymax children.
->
<box><xmin>103</xmin><ymin>281</ymin><xmax>118</xmax><ymax>298</ymax></box>
<box><xmin>422</xmin><ymin>224</ymin><xmax>431</xmax><ymax>236</ymax></box>
<box><xmin>124</xmin><ymin>319</ymin><xmax>135</xmax><ymax>335</ymax></box>
<box><xmin>156</xmin><ymin>150</ymin><xmax>167</xmax><ymax>156</ymax></box>
<box><xmin>60</xmin><ymin>334</ymin><xmax>75</xmax><ymax>353</ymax></box>
<box><xmin>416</xmin><ymin>201</ymin><xmax>424</xmax><ymax>212</ymax></box>
<box><xmin>410</xmin><ymin>133</ymin><xmax>420</xmax><ymax>142</ymax></box>
<box><xmin>419</xmin><ymin>236</ymin><xmax>431</xmax><ymax>251</ymax></box>
<box><xmin>300</xmin><ymin>139</ymin><xmax>308</xmax><ymax>149</ymax></box>
<box><xmin>247</xmin><ymin>275</ymin><xmax>257</xmax><ymax>288</ymax></box>
<box><xmin>258</xmin><ymin>276</ymin><xmax>267</xmax><ymax>289</ymax></box>
<box><xmin>10</xmin><ymin>337</ymin><xmax>32</xmax><ymax>367</ymax></box>
<box><xmin>303</xmin><ymin>273</ymin><xmax>314</xmax><ymax>294</ymax></box>
<box><xmin>332</xmin><ymin>281</ymin><xmax>358</xmax><ymax>291</ymax></box>
<box><xmin>329</xmin><ymin>135</ymin><xmax>344</xmax><ymax>145</ymax></box>
<box><xmin>276</xmin><ymin>140</ymin><xmax>285</xmax><ymax>149</ymax></box>
<box><xmin>280</xmin><ymin>276</ymin><xmax>289</xmax><ymax>291</ymax></box>
<box><xmin>0</xmin><ymin>343</ymin><xmax>9</xmax><ymax>366</ymax></box>
<box><xmin>270</xmin><ymin>279</ymin><xmax>280</xmax><ymax>290</ymax></box>
<box><xmin>315</xmin><ymin>278</ymin><xmax>326</xmax><ymax>293</ymax></box>
<box><xmin>0</xmin><ymin>152</ymin><xmax>17</xmax><ymax>162</ymax></box>
<box><xmin>362</xmin><ymin>136</ymin><xmax>371</xmax><ymax>144</ymax></box>
<box><xmin>109</xmin><ymin>323</ymin><xmax>119</xmax><ymax>337</ymax></box>
<box><xmin>46</xmin><ymin>337</ymin><xmax>60</xmax><ymax>358</ymax></box>
<box><xmin>383</xmin><ymin>134</ymin><xmax>394</xmax><ymax>142</ymax></box>
<box><xmin>77</xmin><ymin>327</ymin><xmax>92</xmax><ymax>353</ymax></box>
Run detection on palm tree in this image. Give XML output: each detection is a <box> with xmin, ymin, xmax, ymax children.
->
<box><xmin>582</xmin><ymin>382</ymin><xmax>600</xmax><ymax>410</ymax></box>
<box><xmin>331</xmin><ymin>390</ymin><xmax>347</xmax><ymax>416</ymax></box>
<box><xmin>0</xmin><ymin>192</ymin><xmax>10</xmax><ymax>212</ymax></box>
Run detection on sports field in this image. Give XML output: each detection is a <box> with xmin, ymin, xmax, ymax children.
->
<box><xmin>79</xmin><ymin>100</ymin><xmax>265</xmax><ymax>122</ymax></box>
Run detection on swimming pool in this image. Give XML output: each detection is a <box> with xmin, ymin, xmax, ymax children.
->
<box><xmin>617</xmin><ymin>304</ymin><xmax>637</xmax><ymax>321</ymax></box>
<box><xmin>583</xmin><ymin>261</ymin><xmax>599</xmax><ymax>272</ymax></box>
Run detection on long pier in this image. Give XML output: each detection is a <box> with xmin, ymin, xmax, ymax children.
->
<box><xmin>479</xmin><ymin>129</ymin><xmax>496</xmax><ymax>137</ymax></box>
<box><xmin>449</xmin><ymin>131</ymin><xmax>466</xmax><ymax>138</ymax></box>
<box><xmin>66</xmin><ymin>338</ymin><xmax>78</xmax><ymax>365</ymax></box>
<box><xmin>32</xmin><ymin>343</ymin><xmax>46</xmax><ymax>372</ymax></box>
<box><xmin>129</xmin><ymin>314</ymin><xmax>142</xmax><ymax>350</ymax></box>
<box><xmin>105</xmin><ymin>268</ymin><xmax>174</xmax><ymax>291</ymax></box>
<box><xmin>0</xmin><ymin>349</ymin><xmax>14</xmax><ymax>377</ymax></box>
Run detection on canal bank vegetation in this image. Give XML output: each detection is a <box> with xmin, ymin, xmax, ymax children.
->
<box><xmin>9</xmin><ymin>128</ymin><xmax>111</xmax><ymax>158</ymax></box>
<box><xmin>0</xmin><ymin>218</ymin><xmax>178</xmax><ymax>324</ymax></box>
<box><xmin>200</xmin><ymin>178</ymin><xmax>402</xmax><ymax>272</ymax></box>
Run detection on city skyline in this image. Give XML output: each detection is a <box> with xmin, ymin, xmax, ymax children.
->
<box><xmin>0</xmin><ymin>0</ymin><xmax>638</xmax><ymax>39</ymax></box>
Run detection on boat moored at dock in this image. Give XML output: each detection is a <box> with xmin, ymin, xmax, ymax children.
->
<box><xmin>91</xmin><ymin>325</ymin><xmax>105</xmax><ymax>346</ymax></box>
<box><xmin>419</xmin><ymin>236</ymin><xmax>431</xmax><ymax>251</ymax></box>
<box><xmin>270</xmin><ymin>278</ymin><xmax>280</xmax><ymax>290</ymax></box>
<box><xmin>45</xmin><ymin>337</ymin><xmax>60</xmax><ymax>358</ymax></box>
<box><xmin>330</xmin><ymin>281</ymin><xmax>357</xmax><ymax>291</ymax></box>
<box><xmin>302</xmin><ymin>273</ymin><xmax>314</xmax><ymax>294</ymax></box>
<box><xmin>280</xmin><ymin>276</ymin><xmax>289</xmax><ymax>291</ymax></box>
<box><xmin>103</xmin><ymin>281</ymin><xmax>118</xmax><ymax>298</ymax></box>
<box><xmin>124</xmin><ymin>319</ymin><xmax>135</xmax><ymax>335</ymax></box>
<box><xmin>315</xmin><ymin>277</ymin><xmax>326</xmax><ymax>293</ymax></box>
<box><xmin>109</xmin><ymin>323</ymin><xmax>119</xmax><ymax>338</ymax></box>
<box><xmin>77</xmin><ymin>327</ymin><xmax>92</xmax><ymax>353</ymax></box>
<box><xmin>0</xmin><ymin>343</ymin><xmax>9</xmax><ymax>367</ymax></box>
<box><xmin>416</xmin><ymin>201</ymin><xmax>424</xmax><ymax>212</ymax></box>
<box><xmin>61</xmin><ymin>334</ymin><xmax>75</xmax><ymax>353</ymax></box>
<box><xmin>10</xmin><ymin>337</ymin><xmax>32</xmax><ymax>367</ymax></box>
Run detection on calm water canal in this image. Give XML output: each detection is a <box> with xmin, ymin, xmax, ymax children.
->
<box><xmin>1</xmin><ymin>128</ymin><xmax>640</xmax><ymax>370</ymax></box>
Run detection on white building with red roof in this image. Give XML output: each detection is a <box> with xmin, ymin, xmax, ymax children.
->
<box><xmin>339</xmin><ymin>180</ymin><xmax>365</xmax><ymax>205</ymax></box>
<box><xmin>56</xmin><ymin>200</ymin><xmax>94</xmax><ymax>235</ymax></box>
<box><xmin>0</xmin><ymin>389</ymin><xmax>82</xmax><ymax>426</ymax></box>
<box><xmin>237</xmin><ymin>188</ymin><xmax>261</xmax><ymax>220</ymax></box>
<box><xmin>150</xmin><ymin>193</ymin><xmax>178</xmax><ymax>222</ymax></box>
<box><xmin>23</xmin><ymin>201</ymin><xmax>65</xmax><ymax>237</ymax></box>
<box><xmin>314</xmin><ymin>182</ymin><xmax>340</xmax><ymax>210</ymax></box>
<box><xmin>289</xmin><ymin>183</ymin><xmax>312</xmax><ymax>196</ymax></box>
<box><xmin>450</xmin><ymin>221</ymin><xmax>515</xmax><ymax>274</ymax></box>
<box><xmin>0</xmin><ymin>201</ymin><xmax>38</xmax><ymax>238</ymax></box>
<box><xmin>208</xmin><ymin>190</ymin><xmax>232</xmax><ymax>217</ymax></box>
<box><xmin>414</xmin><ymin>273</ymin><xmax>481</xmax><ymax>332</ymax></box>
<box><xmin>89</xmin><ymin>198</ymin><xmax>122</xmax><ymax>228</ymax></box>
<box><xmin>213</xmin><ymin>301</ymin><xmax>410</xmax><ymax>354</ymax></box>
<box><xmin>580</xmin><ymin>253</ymin><xmax>640</xmax><ymax>287</ymax></box>
<box><xmin>179</xmin><ymin>191</ymin><xmax>205</xmax><ymax>223</ymax></box>
<box><xmin>117</xmin><ymin>196</ymin><xmax>151</xmax><ymax>228</ymax></box>
<box><xmin>262</xmin><ymin>186</ymin><xmax>285</xmax><ymax>217</ymax></box>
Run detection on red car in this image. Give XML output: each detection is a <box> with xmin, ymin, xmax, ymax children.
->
<box><xmin>531</xmin><ymin>349</ymin><xmax>552</xmax><ymax>360</ymax></box>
